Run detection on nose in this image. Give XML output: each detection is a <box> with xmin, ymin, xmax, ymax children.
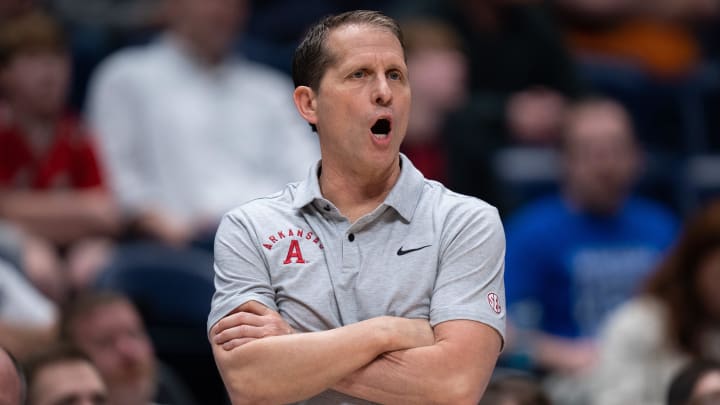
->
<box><xmin>373</xmin><ymin>76</ymin><xmax>392</xmax><ymax>107</ymax></box>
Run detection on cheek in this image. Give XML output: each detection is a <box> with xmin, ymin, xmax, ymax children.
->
<box><xmin>4</xmin><ymin>69</ymin><xmax>39</xmax><ymax>95</ymax></box>
<box><xmin>317</xmin><ymin>99</ymin><xmax>352</xmax><ymax>132</ymax></box>
<box><xmin>92</xmin><ymin>350</ymin><xmax>120</xmax><ymax>370</ymax></box>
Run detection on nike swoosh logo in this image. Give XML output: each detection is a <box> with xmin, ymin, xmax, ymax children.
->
<box><xmin>397</xmin><ymin>245</ymin><xmax>432</xmax><ymax>256</ymax></box>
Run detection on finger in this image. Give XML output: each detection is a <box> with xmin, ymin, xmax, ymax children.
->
<box><xmin>240</xmin><ymin>300</ymin><xmax>273</xmax><ymax>316</ymax></box>
<box><xmin>215</xmin><ymin>311</ymin><xmax>267</xmax><ymax>333</ymax></box>
<box><xmin>214</xmin><ymin>324</ymin><xmax>268</xmax><ymax>345</ymax></box>
<box><xmin>223</xmin><ymin>337</ymin><xmax>256</xmax><ymax>351</ymax></box>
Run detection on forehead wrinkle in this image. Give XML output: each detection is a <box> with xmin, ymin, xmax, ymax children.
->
<box><xmin>325</xmin><ymin>24</ymin><xmax>404</xmax><ymax>70</ymax></box>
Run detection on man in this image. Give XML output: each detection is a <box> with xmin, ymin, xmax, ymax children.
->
<box><xmin>0</xmin><ymin>10</ymin><xmax>120</xmax><ymax>302</ymax></box>
<box><xmin>86</xmin><ymin>1</ymin><xmax>317</xmax><ymax>395</ymax></box>
<box><xmin>23</xmin><ymin>343</ymin><xmax>107</xmax><ymax>405</ymax></box>
<box><xmin>87</xmin><ymin>0</ymin><xmax>318</xmax><ymax>245</ymax></box>
<box><xmin>208</xmin><ymin>10</ymin><xmax>506</xmax><ymax>404</ymax></box>
<box><xmin>503</xmin><ymin>97</ymin><xmax>677</xmax><ymax>402</ymax></box>
<box><xmin>60</xmin><ymin>291</ymin><xmax>194</xmax><ymax>405</ymax></box>
<box><xmin>0</xmin><ymin>346</ymin><xmax>24</xmax><ymax>405</ymax></box>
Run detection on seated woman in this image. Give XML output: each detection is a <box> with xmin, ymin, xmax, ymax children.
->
<box><xmin>590</xmin><ymin>198</ymin><xmax>720</xmax><ymax>405</ymax></box>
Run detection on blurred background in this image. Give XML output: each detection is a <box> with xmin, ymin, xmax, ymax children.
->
<box><xmin>1</xmin><ymin>0</ymin><xmax>719</xmax><ymax>404</ymax></box>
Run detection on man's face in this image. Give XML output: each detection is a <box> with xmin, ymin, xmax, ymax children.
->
<box><xmin>563</xmin><ymin>103</ymin><xmax>639</xmax><ymax>214</ymax></box>
<box><xmin>311</xmin><ymin>24</ymin><xmax>410</xmax><ymax>173</ymax></box>
<box><xmin>69</xmin><ymin>301</ymin><xmax>156</xmax><ymax>404</ymax></box>
<box><xmin>30</xmin><ymin>360</ymin><xmax>107</xmax><ymax>405</ymax></box>
<box><xmin>0</xmin><ymin>51</ymin><xmax>69</xmax><ymax>118</ymax></box>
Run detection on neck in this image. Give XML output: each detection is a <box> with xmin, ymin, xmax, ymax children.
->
<box><xmin>564</xmin><ymin>187</ymin><xmax>624</xmax><ymax>217</ymax></box>
<box><xmin>319</xmin><ymin>156</ymin><xmax>401</xmax><ymax>223</ymax></box>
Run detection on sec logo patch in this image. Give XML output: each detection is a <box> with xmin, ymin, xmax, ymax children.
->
<box><xmin>487</xmin><ymin>292</ymin><xmax>502</xmax><ymax>314</ymax></box>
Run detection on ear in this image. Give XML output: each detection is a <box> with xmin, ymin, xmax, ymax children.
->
<box><xmin>293</xmin><ymin>86</ymin><xmax>318</xmax><ymax>128</ymax></box>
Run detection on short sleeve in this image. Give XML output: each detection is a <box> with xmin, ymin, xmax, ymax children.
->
<box><xmin>207</xmin><ymin>210</ymin><xmax>277</xmax><ymax>334</ymax></box>
<box><xmin>431</xmin><ymin>202</ymin><xmax>506</xmax><ymax>343</ymax></box>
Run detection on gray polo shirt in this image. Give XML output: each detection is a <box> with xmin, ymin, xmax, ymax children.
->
<box><xmin>209</xmin><ymin>154</ymin><xmax>506</xmax><ymax>404</ymax></box>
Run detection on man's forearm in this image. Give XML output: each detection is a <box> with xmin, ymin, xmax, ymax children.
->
<box><xmin>334</xmin><ymin>320</ymin><xmax>502</xmax><ymax>405</ymax></box>
<box><xmin>212</xmin><ymin>316</ymin><xmax>433</xmax><ymax>405</ymax></box>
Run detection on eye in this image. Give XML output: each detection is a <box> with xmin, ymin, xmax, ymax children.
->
<box><xmin>388</xmin><ymin>70</ymin><xmax>403</xmax><ymax>81</ymax></box>
<box><xmin>351</xmin><ymin>70</ymin><xmax>366</xmax><ymax>79</ymax></box>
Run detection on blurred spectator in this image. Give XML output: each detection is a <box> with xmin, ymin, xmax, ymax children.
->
<box><xmin>395</xmin><ymin>0</ymin><xmax>583</xmax><ymax>210</ymax></box>
<box><xmin>24</xmin><ymin>343</ymin><xmax>107</xmax><ymax>405</ymax></box>
<box><xmin>0</xmin><ymin>0</ymin><xmax>34</xmax><ymax>120</ymax></box>
<box><xmin>554</xmin><ymin>0</ymin><xmax>718</xmax><ymax>78</ymax></box>
<box><xmin>590</xmin><ymin>199</ymin><xmax>720</xmax><ymax>405</ymax></box>
<box><xmin>0</xmin><ymin>11</ymin><xmax>121</xmax><ymax>303</ymax></box>
<box><xmin>668</xmin><ymin>359</ymin><xmax>720</xmax><ymax>405</ymax></box>
<box><xmin>0</xmin><ymin>257</ymin><xmax>57</xmax><ymax>359</ymax></box>
<box><xmin>0</xmin><ymin>0</ymin><xmax>32</xmax><ymax>21</ymax></box>
<box><xmin>60</xmin><ymin>291</ymin><xmax>196</xmax><ymax>405</ymax></box>
<box><xmin>46</xmin><ymin>0</ymin><xmax>161</xmax><ymax>32</ymax></box>
<box><xmin>552</xmin><ymin>0</ymin><xmax>720</xmax><ymax>153</ymax></box>
<box><xmin>87</xmin><ymin>0</ymin><xmax>318</xmax><ymax>244</ymax></box>
<box><xmin>0</xmin><ymin>345</ymin><xmax>24</xmax><ymax>405</ymax></box>
<box><xmin>44</xmin><ymin>0</ymin><xmax>164</xmax><ymax>109</ymax></box>
<box><xmin>399</xmin><ymin>18</ymin><xmax>468</xmax><ymax>184</ymax></box>
<box><xmin>503</xmin><ymin>97</ymin><xmax>677</xmax><ymax>403</ymax></box>
<box><xmin>238</xmin><ymin>0</ymin><xmax>392</xmax><ymax>73</ymax></box>
<box><xmin>479</xmin><ymin>374</ymin><xmax>553</xmax><ymax>405</ymax></box>
<box><xmin>86</xmin><ymin>2</ymin><xmax>318</xmax><ymax>401</ymax></box>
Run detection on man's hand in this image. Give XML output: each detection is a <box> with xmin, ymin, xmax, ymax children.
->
<box><xmin>211</xmin><ymin>301</ymin><xmax>295</xmax><ymax>350</ymax></box>
<box><xmin>136</xmin><ymin>209</ymin><xmax>194</xmax><ymax>247</ymax></box>
<box><xmin>534</xmin><ymin>335</ymin><xmax>598</xmax><ymax>374</ymax></box>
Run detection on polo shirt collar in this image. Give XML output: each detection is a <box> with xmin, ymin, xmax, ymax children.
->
<box><xmin>292</xmin><ymin>160</ymin><xmax>323</xmax><ymax>209</ymax></box>
<box><xmin>292</xmin><ymin>153</ymin><xmax>424</xmax><ymax>222</ymax></box>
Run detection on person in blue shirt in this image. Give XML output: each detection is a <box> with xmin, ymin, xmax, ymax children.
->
<box><xmin>503</xmin><ymin>96</ymin><xmax>678</xmax><ymax>383</ymax></box>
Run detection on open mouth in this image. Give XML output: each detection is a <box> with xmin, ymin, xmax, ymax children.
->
<box><xmin>370</xmin><ymin>118</ymin><xmax>391</xmax><ymax>138</ymax></box>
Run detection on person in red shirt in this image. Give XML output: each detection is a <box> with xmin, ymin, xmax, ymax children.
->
<box><xmin>0</xmin><ymin>11</ymin><xmax>121</xmax><ymax>303</ymax></box>
<box><xmin>399</xmin><ymin>18</ymin><xmax>467</xmax><ymax>185</ymax></box>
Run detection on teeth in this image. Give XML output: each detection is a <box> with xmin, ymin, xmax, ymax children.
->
<box><xmin>373</xmin><ymin>133</ymin><xmax>388</xmax><ymax>139</ymax></box>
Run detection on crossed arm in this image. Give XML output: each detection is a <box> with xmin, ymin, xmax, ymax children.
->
<box><xmin>210</xmin><ymin>301</ymin><xmax>502</xmax><ymax>405</ymax></box>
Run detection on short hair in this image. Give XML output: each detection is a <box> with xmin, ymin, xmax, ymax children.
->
<box><xmin>400</xmin><ymin>18</ymin><xmax>463</xmax><ymax>55</ymax></box>
<box><xmin>0</xmin><ymin>11</ymin><xmax>66</xmax><ymax>67</ymax></box>
<box><xmin>292</xmin><ymin>10</ymin><xmax>404</xmax><ymax>91</ymax></box>
<box><xmin>558</xmin><ymin>95</ymin><xmax>636</xmax><ymax>153</ymax></box>
<box><xmin>59</xmin><ymin>290</ymin><xmax>134</xmax><ymax>342</ymax></box>
<box><xmin>23</xmin><ymin>343</ymin><xmax>96</xmax><ymax>402</ymax></box>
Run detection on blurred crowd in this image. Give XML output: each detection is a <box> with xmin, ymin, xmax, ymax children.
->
<box><xmin>0</xmin><ymin>0</ymin><xmax>719</xmax><ymax>404</ymax></box>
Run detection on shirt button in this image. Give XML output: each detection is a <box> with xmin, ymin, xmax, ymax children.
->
<box><xmin>348</xmin><ymin>233</ymin><xmax>355</xmax><ymax>242</ymax></box>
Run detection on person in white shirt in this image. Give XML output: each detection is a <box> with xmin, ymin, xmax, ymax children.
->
<box><xmin>86</xmin><ymin>2</ymin><xmax>318</xmax><ymax>402</ymax></box>
<box><xmin>87</xmin><ymin>0</ymin><xmax>319</xmax><ymax>247</ymax></box>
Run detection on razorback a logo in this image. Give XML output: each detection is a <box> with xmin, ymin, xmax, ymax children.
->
<box><xmin>262</xmin><ymin>228</ymin><xmax>323</xmax><ymax>250</ymax></box>
<box><xmin>283</xmin><ymin>239</ymin><xmax>306</xmax><ymax>264</ymax></box>
<box><xmin>263</xmin><ymin>227</ymin><xmax>322</xmax><ymax>265</ymax></box>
